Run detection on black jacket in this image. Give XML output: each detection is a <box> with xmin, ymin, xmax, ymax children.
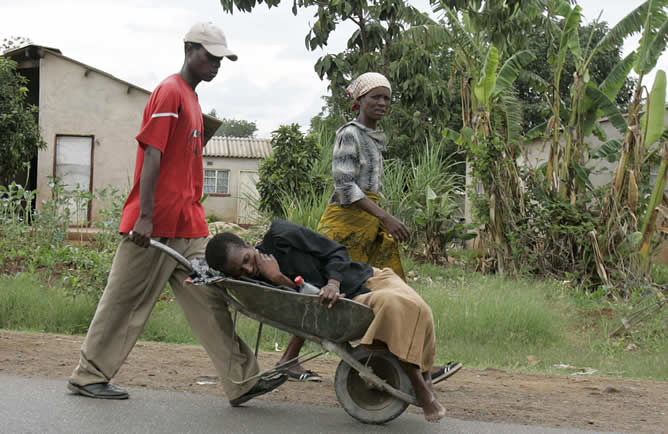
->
<box><xmin>257</xmin><ymin>220</ymin><xmax>371</xmax><ymax>299</ymax></box>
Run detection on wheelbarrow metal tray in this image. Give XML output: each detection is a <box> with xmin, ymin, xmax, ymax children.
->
<box><xmin>218</xmin><ymin>279</ymin><xmax>374</xmax><ymax>344</ymax></box>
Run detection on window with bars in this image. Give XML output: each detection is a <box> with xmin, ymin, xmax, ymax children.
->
<box><xmin>203</xmin><ymin>169</ymin><xmax>229</xmax><ymax>194</ymax></box>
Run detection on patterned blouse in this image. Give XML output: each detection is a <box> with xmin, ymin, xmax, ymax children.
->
<box><xmin>329</xmin><ymin>121</ymin><xmax>387</xmax><ymax>206</ymax></box>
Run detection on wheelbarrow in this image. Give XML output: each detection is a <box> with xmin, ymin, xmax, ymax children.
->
<box><xmin>149</xmin><ymin>239</ymin><xmax>417</xmax><ymax>424</ymax></box>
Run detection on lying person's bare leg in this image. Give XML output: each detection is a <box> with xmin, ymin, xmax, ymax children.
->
<box><xmin>276</xmin><ymin>336</ymin><xmax>321</xmax><ymax>381</ymax></box>
<box><xmin>400</xmin><ymin>361</ymin><xmax>445</xmax><ymax>422</ymax></box>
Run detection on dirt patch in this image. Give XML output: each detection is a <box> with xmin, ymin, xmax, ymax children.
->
<box><xmin>1</xmin><ymin>330</ymin><xmax>666</xmax><ymax>432</ymax></box>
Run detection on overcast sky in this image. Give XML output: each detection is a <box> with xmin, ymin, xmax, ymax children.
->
<box><xmin>0</xmin><ymin>0</ymin><xmax>665</xmax><ymax>138</ymax></box>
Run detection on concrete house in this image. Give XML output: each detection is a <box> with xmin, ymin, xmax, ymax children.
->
<box><xmin>4</xmin><ymin>44</ymin><xmax>221</xmax><ymax>224</ymax></box>
<box><xmin>522</xmin><ymin>108</ymin><xmax>668</xmax><ymax>192</ymax></box>
<box><xmin>202</xmin><ymin>136</ymin><xmax>272</xmax><ymax>224</ymax></box>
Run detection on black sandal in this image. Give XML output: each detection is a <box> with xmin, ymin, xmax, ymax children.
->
<box><xmin>431</xmin><ymin>362</ymin><xmax>463</xmax><ymax>384</ymax></box>
<box><xmin>287</xmin><ymin>369</ymin><xmax>322</xmax><ymax>382</ymax></box>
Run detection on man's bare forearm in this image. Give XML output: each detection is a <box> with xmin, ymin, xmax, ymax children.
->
<box><xmin>138</xmin><ymin>146</ymin><xmax>161</xmax><ymax>219</ymax></box>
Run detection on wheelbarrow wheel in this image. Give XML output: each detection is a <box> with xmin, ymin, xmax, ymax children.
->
<box><xmin>334</xmin><ymin>346</ymin><xmax>412</xmax><ymax>424</ymax></box>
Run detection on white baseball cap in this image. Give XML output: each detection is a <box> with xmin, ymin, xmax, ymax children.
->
<box><xmin>184</xmin><ymin>22</ymin><xmax>238</xmax><ymax>61</ymax></box>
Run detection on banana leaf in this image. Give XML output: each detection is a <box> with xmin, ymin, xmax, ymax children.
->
<box><xmin>640</xmin><ymin>69</ymin><xmax>666</xmax><ymax>146</ymax></box>
<box><xmin>474</xmin><ymin>46</ymin><xmax>499</xmax><ymax>107</ymax></box>
<box><xmin>492</xmin><ymin>50</ymin><xmax>536</xmax><ymax>98</ymax></box>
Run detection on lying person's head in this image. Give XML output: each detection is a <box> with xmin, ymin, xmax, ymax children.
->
<box><xmin>206</xmin><ymin>232</ymin><xmax>259</xmax><ymax>278</ymax></box>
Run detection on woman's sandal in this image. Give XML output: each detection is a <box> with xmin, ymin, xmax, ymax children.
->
<box><xmin>431</xmin><ymin>362</ymin><xmax>463</xmax><ymax>384</ymax></box>
<box><xmin>286</xmin><ymin>369</ymin><xmax>322</xmax><ymax>382</ymax></box>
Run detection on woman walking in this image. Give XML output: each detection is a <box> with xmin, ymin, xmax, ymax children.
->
<box><xmin>317</xmin><ymin>72</ymin><xmax>408</xmax><ymax>280</ymax></box>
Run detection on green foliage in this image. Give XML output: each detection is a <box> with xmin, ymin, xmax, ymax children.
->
<box><xmin>266</xmin><ymin>123</ymin><xmax>335</xmax><ymax>230</ymax></box>
<box><xmin>0</xmin><ymin>273</ymin><xmax>97</xmax><ymax>335</ymax></box>
<box><xmin>382</xmin><ymin>141</ymin><xmax>470</xmax><ymax>261</ymax></box>
<box><xmin>256</xmin><ymin>124</ymin><xmax>327</xmax><ymax>217</ymax></box>
<box><xmin>515</xmin><ymin>20</ymin><xmax>636</xmax><ymax>131</ymax></box>
<box><xmin>0</xmin><ymin>176</ymin><xmax>123</xmax><ymax>302</ymax></box>
<box><xmin>221</xmin><ymin>0</ymin><xmax>460</xmax><ymax>162</ymax></box>
<box><xmin>505</xmin><ymin>169</ymin><xmax>597</xmax><ymax>278</ymax></box>
<box><xmin>208</xmin><ymin>110</ymin><xmax>258</xmax><ymax>137</ymax></box>
<box><xmin>0</xmin><ymin>57</ymin><xmax>45</xmax><ymax>186</ymax></box>
<box><xmin>640</xmin><ymin>69</ymin><xmax>666</xmax><ymax>146</ymax></box>
<box><xmin>278</xmin><ymin>184</ymin><xmax>333</xmax><ymax>231</ymax></box>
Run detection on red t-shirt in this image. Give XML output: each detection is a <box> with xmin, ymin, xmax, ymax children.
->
<box><xmin>119</xmin><ymin>74</ymin><xmax>209</xmax><ymax>238</ymax></box>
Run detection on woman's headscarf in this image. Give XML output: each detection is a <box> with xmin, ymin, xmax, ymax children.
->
<box><xmin>346</xmin><ymin>72</ymin><xmax>392</xmax><ymax>111</ymax></box>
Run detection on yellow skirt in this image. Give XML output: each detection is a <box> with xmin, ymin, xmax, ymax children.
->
<box><xmin>354</xmin><ymin>268</ymin><xmax>435</xmax><ymax>372</ymax></box>
<box><xmin>317</xmin><ymin>193</ymin><xmax>405</xmax><ymax>280</ymax></box>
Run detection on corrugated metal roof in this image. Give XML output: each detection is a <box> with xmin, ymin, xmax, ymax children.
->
<box><xmin>204</xmin><ymin>136</ymin><xmax>273</xmax><ymax>159</ymax></box>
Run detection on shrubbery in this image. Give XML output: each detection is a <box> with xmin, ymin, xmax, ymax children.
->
<box><xmin>256</xmin><ymin>124</ymin><xmax>328</xmax><ymax>217</ymax></box>
<box><xmin>0</xmin><ymin>175</ymin><xmax>126</xmax><ymax>301</ymax></box>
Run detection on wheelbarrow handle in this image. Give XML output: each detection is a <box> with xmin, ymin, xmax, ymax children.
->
<box><xmin>148</xmin><ymin>238</ymin><xmax>194</xmax><ymax>272</ymax></box>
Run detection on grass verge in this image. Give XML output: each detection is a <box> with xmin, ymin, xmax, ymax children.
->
<box><xmin>0</xmin><ymin>266</ymin><xmax>665</xmax><ymax>380</ymax></box>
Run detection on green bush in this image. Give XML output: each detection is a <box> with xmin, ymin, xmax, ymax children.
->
<box><xmin>0</xmin><ymin>177</ymin><xmax>120</xmax><ymax>301</ymax></box>
<box><xmin>256</xmin><ymin>124</ymin><xmax>328</xmax><ymax>217</ymax></box>
<box><xmin>0</xmin><ymin>57</ymin><xmax>45</xmax><ymax>186</ymax></box>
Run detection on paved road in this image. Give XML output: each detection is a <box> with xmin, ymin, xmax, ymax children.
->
<box><xmin>0</xmin><ymin>374</ymin><xmax>614</xmax><ymax>433</ymax></box>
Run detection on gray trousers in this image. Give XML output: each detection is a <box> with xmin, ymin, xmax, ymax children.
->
<box><xmin>70</xmin><ymin>236</ymin><xmax>259</xmax><ymax>399</ymax></box>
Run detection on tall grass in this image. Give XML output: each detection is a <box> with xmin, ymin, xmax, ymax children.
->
<box><xmin>0</xmin><ymin>273</ymin><xmax>96</xmax><ymax>335</ymax></box>
<box><xmin>2</xmin><ymin>267</ymin><xmax>665</xmax><ymax>379</ymax></box>
<box><xmin>413</xmin><ymin>263</ymin><xmax>667</xmax><ymax>379</ymax></box>
<box><xmin>278</xmin><ymin>184</ymin><xmax>333</xmax><ymax>231</ymax></box>
<box><xmin>382</xmin><ymin>142</ymin><xmax>465</xmax><ymax>259</ymax></box>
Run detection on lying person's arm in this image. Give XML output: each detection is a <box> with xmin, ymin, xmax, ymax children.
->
<box><xmin>255</xmin><ymin>252</ymin><xmax>296</xmax><ymax>289</ymax></box>
<box><xmin>271</xmin><ymin>222</ymin><xmax>351</xmax><ymax>286</ymax></box>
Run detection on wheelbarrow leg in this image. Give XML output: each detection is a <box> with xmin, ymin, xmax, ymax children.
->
<box><xmin>254</xmin><ymin>323</ymin><xmax>264</xmax><ymax>357</ymax></box>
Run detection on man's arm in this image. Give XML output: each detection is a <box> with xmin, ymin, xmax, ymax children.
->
<box><xmin>129</xmin><ymin>145</ymin><xmax>161</xmax><ymax>248</ymax></box>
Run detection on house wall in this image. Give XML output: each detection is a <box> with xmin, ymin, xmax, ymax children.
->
<box><xmin>37</xmin><ymin>52</ymin><xmax>148</xmax><ymax>222</ymax></box>
<box><xmin>523</xmin><ymin>109</ymin><xmax>668</xmax><ymax>190</ymax></box>
<box><xmin>201</xmin><ymin>156</ymin><xmax>261</xmax><ymax>222</ymax></box>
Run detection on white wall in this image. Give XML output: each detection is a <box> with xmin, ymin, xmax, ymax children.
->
<box><xmin>37</xmin><ymin>52</ymin><xmax>148</xmax><ymax>222</ymax></box>
<box><xmin>201</xmin><ymin>156</ymin><xmax>261</xmax><ymax>223</ymax></box>
<box><xmin>522</xmin><ymin>110</ymin><xmax>668</xmax><ymax>190</ymax></box>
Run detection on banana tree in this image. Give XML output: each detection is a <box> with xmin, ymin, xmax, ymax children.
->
<box><xmin>436</xmin><ymin>6</ymin><xmax>535</xmax><ymax>273</ymax></box>
<box><xmin>595</xmin><ymin>0</ymin><xmax>668</xmax><ymax>268</ymax></box>
<box><xmin>638</xmin><ymin>71</ymin><xmax>668</xmax><ymax>265</ymax></box>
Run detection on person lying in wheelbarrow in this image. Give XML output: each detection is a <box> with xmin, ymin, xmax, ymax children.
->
<box><xmin>205</xmin><ymin>219</ymin><xmax>461</xmax><ymax>423</ymax></box>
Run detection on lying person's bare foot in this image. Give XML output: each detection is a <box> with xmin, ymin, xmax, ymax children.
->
<box><xmin>422</xmin><ymin>396</ymin><xmax>446</xmax><ymax>423</ymax></box>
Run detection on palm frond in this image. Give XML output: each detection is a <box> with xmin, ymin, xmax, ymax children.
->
<box><xmin>546</xmin><ymin>0</ymin><xmax>573</xmax><ymax>18</ymax></box>
<box><xmin>636</xmin><ymin>16</ymin><xmax>668</xmax><ymax>74</ymax></box>
<box><xmin>555</xmin><ymin>5</ymin><xmax>582</xmax><ymax>68</ymax></box>
<box><xmin>584</xmin><ymin>86</ymin><xmax>628</xmax><ymax>134</ymax></box>
<box><xmin>591</xmin><ymin>1</ymin><xmax>648</xmax><ymax>56</ymax></box>
<box><xmin>500</xmin><ymin>91</ymin><xmax>524</xmax><ymax>144</ymax></box>
<box><xmin>591</xmin><ymin>138</ymin><xmax>623</xmax><ymax>162</ymax></box>
<box><xmin>401</xmin><ymin>23</ymin><xmax>449</xmax><ymax>49</ymax></box>
<box><xmin>599</xmin><ymin>51</ymin><xmax>638</xmax><ymax>101</ymax></box>
<box><xmin>636</xmin><ymin>0</ymin><xmax>668</xmax><ymax>74</ymax></box>
<box><xmin>493</xmin><ymin>50</ymin><xmax>536</xmax><ymax>98</ymax></box>
<box><xmin>524</xmin><ymin>120</ymin><xmax>548</xmax><ymax>142</ymax></box>
<box><xmin>444</xmin><ymin>8</ymin><xmax>482</xmax><ymax>61</ymax></box>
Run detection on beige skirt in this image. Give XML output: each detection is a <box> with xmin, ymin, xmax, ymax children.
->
<box><xmin>353</xmin><ymin>267</ymin><xmax>436</xmax><ymax>372</ymax></box>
